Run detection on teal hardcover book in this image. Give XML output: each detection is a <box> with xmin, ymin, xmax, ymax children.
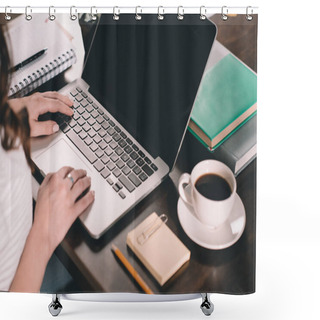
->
<box><xmin>189</xmin><ymin>53</ymin><xmax>257</xmax><ymax>151</ymax></box>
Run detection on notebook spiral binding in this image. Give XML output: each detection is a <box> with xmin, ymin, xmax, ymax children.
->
<box><xmin>2</xmin><ymin>5</ymin><xmax>257</xmax><ymax>22</ymax></box>
<box><xmin>9</xmin><ymin>49</ymin><xmax>77</xmax><ymax>98</ymax></box>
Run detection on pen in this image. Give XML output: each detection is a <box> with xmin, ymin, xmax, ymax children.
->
<box><xmin>111</xmin><ymin>244</ymin><xmax>154</xmax><ymax>294</ymax></box>
<box><xmin>10</xmin><ymin>48</ymin><xmax>48</xmax><ymax>73</ymax></box>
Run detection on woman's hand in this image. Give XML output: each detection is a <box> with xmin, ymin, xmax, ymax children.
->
<box><xmin>9</xmin><ymin>91</ymin><xmax>73</xmax><ymax>137</ymax></box>
<box><xmin>33</xmin><ymin>166</ymin><xmax>95</xmax><ymax>258</ymax></box>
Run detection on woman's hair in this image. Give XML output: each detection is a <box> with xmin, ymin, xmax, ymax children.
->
<box><xmin>0</xmin><ymin>24</ymin><xmax>32</xmax><ymax>169</ymax></box>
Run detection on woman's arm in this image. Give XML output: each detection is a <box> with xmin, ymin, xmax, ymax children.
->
<box><xmin>9</xmin><ymin>167</ymin><xmax>95</xmax><ymax>292</ymax></box>
<box><xmin>9</xmin><ymin>91</ymin><xmax>73</xmax><ymax>137</ymax></box>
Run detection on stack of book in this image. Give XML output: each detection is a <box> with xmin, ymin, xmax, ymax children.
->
<box><xmin>188</xmin><ymin>41</ymin><xmax>257</xmax><ymax>175</ymax></box>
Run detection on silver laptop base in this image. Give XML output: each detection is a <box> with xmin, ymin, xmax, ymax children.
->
<box><xmin>48</xmin><ymin>293</ymin><xmax>214</xmax><ymax>317</ymax></box>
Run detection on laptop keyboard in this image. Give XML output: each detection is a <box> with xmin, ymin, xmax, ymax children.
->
<box><xmin>55</xmin><ymin>86</ymin><xmax>158</xmax><ymax>200</ymax></box>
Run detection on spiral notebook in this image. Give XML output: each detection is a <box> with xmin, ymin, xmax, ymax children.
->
<box><xmin>127</xmin><ymin>212</ymin><xmax>191</xmax><ymax>286</ymax></box>
<box><xmin>5</xmin><ymin>14</ymin><xmax>77</xmax><ymax>97</ymax></box>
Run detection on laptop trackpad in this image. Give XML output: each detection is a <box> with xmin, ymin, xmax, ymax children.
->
<box><xmin>35</xmin><ymin>138</ymin><xmax>93</xmax><ymax>175</ymax></box>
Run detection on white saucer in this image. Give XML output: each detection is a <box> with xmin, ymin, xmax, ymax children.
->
<box><xmin>177</xmin><ymin>194</ymin><xmax>246</xmax><ymax>250</ymax></box>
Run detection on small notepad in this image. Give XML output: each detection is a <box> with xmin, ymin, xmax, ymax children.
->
<box><xmin>126</xmin><ymin>212</ymin><xmax>191</xmax><ymax>286</ymax></box>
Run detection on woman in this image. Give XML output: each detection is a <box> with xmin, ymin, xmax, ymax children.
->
<box><xmin>0</xmin><ymin>25</ymin><xmax>95</xmax><ymax>292</ymax></box>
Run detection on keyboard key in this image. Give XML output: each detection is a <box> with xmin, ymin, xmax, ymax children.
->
<box><xmin>81</xmin><ymin>92</ymin><xmax>88</xmax><ymax>98</ymax></box>
<box><xmin>130</xmin><ymin>151</ymin><xmax>138</xmax><ymax>160</ymax></box>
<box><xmin>73</xmin><ymin>112</ymin><xmax>81</xmax><ymax>121</ymax></box>
<box><xmin>73</xmin><ymin>125</ymin><xmax>82</xmax><ymax>134</ymax></box>
<box><xmin>114</xmin><ymin>125</ymin><xmax>121</xmax><ymax>133</ymax></box>
<box><xmin>128</xmin><ymin>173</ymin><xmax>141</xmax><ymax>187</ymax></box>
<box><xmin>61</xmin><ymin>126</ymin><xmax>70</xmax><ymax>133</ymax></box>
<box><xmin>107</xmin><ymin>178</ymin><xmax>114</xmax><ymax>185</ymax></box>
<box><xmin>112</xmin><ymin>184</ymin><xmax>120</xmax><ymax>192</ymax></box>
<box><xmin>109</xmin><ymin>141</ymin><xmax>118</xmax><ymax>150</ymax></box>
<box><xmin>82</xmin><ymin>111</ymin><xmax>90</xmax><ymax>120</ymax></box>
<box><xmin>93</xmin><ymin>135</ymin><xmax>102</xmax><ymax>144</ymax></box>
<box><xmin>142</xmin><ymin>164</ymin><xmax>154</xmax><ymax>176</ymax></box>
<box><xmin>113</xmin><ymin>168</ymin><xmax>121</xmax><ymax>178</ymax></box>
<box><xmin>99</xmin><ymin>140</ymin><xmax>108</xmax><ymax>150</ymax></box>
<box><xmin>75</xmin><ymin>95</ymin><xmax>83</xmax><ymax>102</ymax></box>
<box><xmin>101</xmin><ymin>121</ymin><xmax>110</xmax><ymax>130</ymax></box>
<box><xmin>90</xmin><ymin>144</ymin><xmax>98</xmax><ymax>152</ymax></box>
<box><xmin>104</xmin><ymin>135</ymin><xmax>112</xmax><ymax>144</ymax></box>
<box><xmin>98</xmin><ymin>129</ymin><xmax>107</xmax><ymax>138</ymax></box>
<box><xmin>68</xmin><ymin>118</ymin><xmax>77</xmax><ymax>128</ymax></box>
<box><xmin>87</xmin><ymin>97</ymin><xmax>93</xmax><ymax>104</ymax></box>
<box><xmin>79</xmin><ymin>131</ymin><xmax>87</xmax><ymax>140</ymax></box>
<box><xmin>97</xmin><ymin>108</ymin><xmax>104</xmax><ymax>115</ymax></box>
<box><xmin>103</xmin><ymin>114</ymin><xmax>110</xmax><ymax>121</ymax></box>
<box><xmin>136</xmin><ymin>158</ymin><xmax>145</xmax><ymax>167</ymax></box>
<box><xmin>126</xmin><ymin>138</ymin><xmax>133</xmax><ymax>145</ymax></box>
<box><xmin>110</xmin><ymin>154</ymin><xmax>119</xmax><ymax>162</ymax></box>
<box><xmin>115</xmin><ymin>147</ymin><xmax>123</xmax><ymax>156</ymax></box>
<box><xmin>94</xmin><ymin>160</ymin><xmax>104</xmax><ymax>172</ymax></box>
<box><xmin>80</xmin><ymin>100</ymin><xmax>88</xmax><ymax>107</ymax></box>
<box><xmin>124</xmin><ymin>145</ymin><xmax>132</xmax><ymax>154</ymax></box>
<box><xmin>66</xmin><ymin>129</ymin><xmax>97</xmax><ymax>164</ymax></box>
<box><xmin>91</xmin><ymin>110</ymin><xmax>99</xmax><ymax>118</ymax></box>
<box><xmin>122</xmin><ymin>166</ymin><xmax>131</xmax><ymax>176</ymax></box>
<box><xmin>86</xmin><ymin>104</ymin><xmax>94</xmax><ymax>113</ymax></box>
<box><xmin>127</xmin><ymin>159</ymin><xmax>135</xmax><ymax>169</ymax></box>
<box><xmin>116</xmin><ymin>159</ymin><xmax>125</xmax><ymax>169</ymax></box>
<box><xmin>132</xmin><ymin>144</ymin><xmax>139</xmax><ymax>151</ymax></box>
<box><xmin>119</xmin><ymin>175</ymin><xmax>135</xmax><ymax>193</ymax></box>
<box><xmin>151</xmin><ymin>163</ymin><xmax>158</xmax><ymax>171</ymax></box>
<box><xmin>105</xmin><ymin>148</ymin><xmax>113</xmax><ymax>156</ymax></box>
<box><xmin>138</xmin><ymin>150</ymin><xmax>145</xmax><ymax>158</ymax></box>
<box><xmin>101</xmin><ymin>167</ymin><xmax>111</xmax><ymax>179</ymax></box>
<box><xmin>92</xmin><ymin>103</ymin><xmax>99</xmax><ymax>109</ymax></box>
<box><xmin>101</xmin><ymin>155</ymin><xmax>110</xmax><ymax>165</ymax></box>
<box><xmin>82</xmin><ymin>123</ymin><xmax>91</xmax><ymax>132</ymax></box>
<box><xmin>118</xmin><ymin>191</ymin><xmax>126</xmax><ymax>199</ymax></box>
<box><xmin>108</xmin><ymin>120</ymin><xmax>115</xmax><ymax>127</ymax></box>
<box><xmin>121</xmin><ymin>154</ymin><xmax>129</xmax><ymax>162</ymax></box>
<box><xmin>133</xmin><ymin>166</ymin><xmax>142</xmax><ymax>175</ymax></box>
<box><xmin>139</xmin><ymin>172</ymin><xmax>148</xmax><ymax>182</ymax></box>
<box><xmin>144</xmin><ymin>157</ymin><xmax>151</xmax><ymax>164</ymax></box>
<box><xmin>107</xmin><ymin>162</ymin><xmax>116</xmax><ymax>171</ymax></box>
<box><xmin>107</xmin><ymin>128</ymin><xmax>115</xmax><ymax>136</ymax></box>
<box><xmin>87</xmin><ymin>118</ymin><xmax>96</xmax><ymax>126</ymax></box>
<box><xmin>120</xmin><ymin>132</ymin><xmax>127</xmax><ymax>139</ymax></box>
<box><xmin>95</xmin><ymin>149</ymin><xmax>104</xmax><ymax>158</ymax></box>
<box><xmin>84</xmin><ymin>136</ymin><xmax>92</xmax><ymax>146</ymax></box>
<box><xmin>70</xmin><ymin>89</ymin><xmax>78</xmax><ymax>96</ymax></box>
<box><xmin>118</xmin><ymin>139</ymin><xmax>127</xmax><ymax>148</ymax></box>
<box><xmin>113</xmin><ymin>133</ymin><xmax>121</xmax><ymax>142</ymax></box>
<box><xmin>93</xmin><ymin>123</ymin><xmax>101</xmax><ymax>132</ymax></box>
<box><xmin>76</xmin><ymin>87</ymin><xmax>82</xmax><ymax>93</ymax></box>
<box><xmin>87</xmin><ymin>129</ymin><xmax>96</xmax><ymax>139</ymax></box>
<box><xmin>77</xmin><ymin>117</ymin><xmax>86</xmax><ymax>126</ymax></box>
<box><xmin>77</xmin><ymin>106</ymin><xmax>85</xmax><ymax>114</ymax></box>
<box><xmin>96</xmin><ymin>115</ymin><xmax>104</xmax><ymax>124</ymax></box>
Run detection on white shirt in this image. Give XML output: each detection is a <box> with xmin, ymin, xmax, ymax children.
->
<box><xmin>0</xmin><ymin>142</ymin><xmax>32</xmax><ymax>291</ymax></box>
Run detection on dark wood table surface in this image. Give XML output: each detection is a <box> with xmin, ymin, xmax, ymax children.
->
<box><xmin>54</xmin><ymin>14</ymin><xmax>258</xmax><ymax>295</ymax></box>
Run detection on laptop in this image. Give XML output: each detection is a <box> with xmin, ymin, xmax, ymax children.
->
<box><xmin>31</xmin><ymin>14</ymin><xmax>216</xmax><ymax>239</ymax></box>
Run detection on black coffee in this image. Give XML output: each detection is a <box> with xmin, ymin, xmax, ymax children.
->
<box><xmin>195</xmin><ymin>174</ymin><xmax>231</xmax><ymax>201</ymax></box>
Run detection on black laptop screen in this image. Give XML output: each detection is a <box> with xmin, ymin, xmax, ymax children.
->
<box><xmin>82</xmin><ymin>14</ymin><xmax>216</xmax><ymax>169</ymax></box>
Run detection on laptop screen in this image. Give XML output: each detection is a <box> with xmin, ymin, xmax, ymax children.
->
<box><xmin>81</xmin><ymin>14</ymin><xmax>216</xmax><ymax>169</ymax></box>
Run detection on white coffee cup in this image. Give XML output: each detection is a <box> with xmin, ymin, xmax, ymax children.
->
<box><xmin>178</xmin><ymin>160</ymin><xmax>236</xmax><ymax>229</ymax></box>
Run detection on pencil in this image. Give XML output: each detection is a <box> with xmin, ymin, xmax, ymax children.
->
<box><xmin>111</xmin><ymin>244</ymin><xmax>154</xmax><ymax>294</ymax></box>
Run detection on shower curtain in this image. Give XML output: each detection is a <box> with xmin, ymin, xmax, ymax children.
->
<box><xmin>0</xmin><ymin>9</ymin><xmax>257</xmax><ymax>297</ymax></box>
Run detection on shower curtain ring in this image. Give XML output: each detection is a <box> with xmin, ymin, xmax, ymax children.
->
<box><xmin>70</xmin><ymin>6</ymin><xmax>77</xmax><ymax>21</ymax></box>
<box><xmin>25</xmin><ymin>6</ymin><xmax>32</xmax><ymax>21</ymax></box>
<box><xmin>90</xmin><ymin>6</ymin><xmax>97</xmax><ymax>21</ymax></box>
<box><xmin>157</xmin><ymin>6</ymin><xmax>164</xmax><ymax>20</ymax></box>
<box><xmin>113</xmin><ymin>6</ymin><xmax>120</xmax><ymax>21</ymax></box>
<box><xmin>200</xmin><ymin>6</ymin><xmax>207</xmax><ymax>20</ymax></box>
<box><xmin>177</xmin><ymin>6</ymin><xmax>184</xmax><ymax>20</ymax></box>
<box><xmin>221</xmin><ymin>6</ymin><xmax>228</xmax><ymax>21</ymax></box>
<box><xmin>49</xmin><ymin>6</ymin><xmax>56</xmax><ymax>21</ymax></box>
<box><xmin>5</xmin><ymin>6</ymin><xmax>12</xmax><ymax>21</ymax></box>
<box><xmin>246</xmin><ymin>6</ymin><xmax>253</xmax><ymax>21</ymax></box>
<box><xmin>135</xmin><ymin>6</ymin><xmax>142</xmax><ymax>20</ymax></box>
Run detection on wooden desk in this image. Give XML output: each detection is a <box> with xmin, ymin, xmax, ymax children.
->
<box><xmin>54</xmin><ymin>14</ymin><xmax>257</xmax><ymax>294</ymax></box>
